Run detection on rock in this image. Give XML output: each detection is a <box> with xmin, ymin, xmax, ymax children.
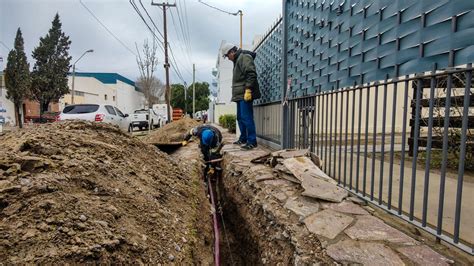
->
<box><xmin>301</xmin><ymin>173</ymin><xmax>348</xmax><ymax>203</ymax></box>
<box><xmin>18</xmin><ymin>156</ymin><xmax>46</xmax><ymax>172</ymax></box>
<box><xmin>21</xmin><ymin>229</ymin><xmax>38</xmax><ymax>240</ymax></box>
<box><xmin>6</xmin><ymin>163</ymin><xmax>21</xmax><ymax>175</ymax></box>
<box><xmin>175</xmin><ymin>244</ymin><xmax>181</xmax><ymax>252</ymax></box>
<box><xmin>79</xmin><ymin>215</ymin><xmax>87</xmax><ymax>222</ymax></box>
<box><xmin>283</xmin><ymin>156</ymin><xmax>334</xmax><ymax>183</ymax></box>
<box><xmin>168</xmin><ymin>254</ymin><xmax>175</xmax><ymax>261</ymax></box>
<box><xmin>345</xmin><ymin>215</ymin><xmax>417</xmax><ymax>245</ymax></box>
<box><xmin>397</xmin><ymin>245</ymin><xmax>451</xmax><ymax>265</ymax></box>
<box><xmin>321</xmin><ymin>201</ymin><xmax>369</xmax><ymax>215</ymax></box>
<box><xmin>284</xmin><ymin>196</ymin><xmax>320</xmax><ymax>218</ymax></box>
<box><xmin>0</xmin><ymin>185</ymin><xmax>21</xmax><ymax>194</ymax></box>
<box><xmin>274</xmin><ymin>164</ymin><xmax>293</xmax><ymax>175</ymax></box>
<box><xmin>327</xmin><ymin>240</ymin><xmax>405</xmax><ymax>265</ymax></box>
<box><xmin>0</xmin><ymin>180</ymin><xmax>12</xmax><ymax>190</ymax></box>
<box><xmin>304</xmin><ymin>209</ymin><xmax>353</xmax><ymax>239</ymax></box>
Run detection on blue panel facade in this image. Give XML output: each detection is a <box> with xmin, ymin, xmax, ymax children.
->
<box><xmin>286</xmin><ymin>0</ymin><xmax>474</xmax><ymax>98</ymax></box>
<box><xmin>254</xmin><ymin>19</ymin><xmax>283</xmax><ymax>105</ymax></box>
<box><xmin>254</xmin><ymin>0</ymin><xmax>474</xmax><ymax>104</ymax></box>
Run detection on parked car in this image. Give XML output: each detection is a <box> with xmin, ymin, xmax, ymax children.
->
<box><xmin>58</xmin><ymin>104</ymin><xmax>130</xmax><ymax>132</ymax></box>
<box><xmin>0</xmin><ymin>115</ymin><xmax>5</xmax><ymax>125</ymax></box>
<box><xmin>130</xmin><ymin>109</ymin><xmax>160</xmax><ymax>131</ymax></box>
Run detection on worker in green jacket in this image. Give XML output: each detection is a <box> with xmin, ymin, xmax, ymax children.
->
<box><xmin>222</xmin><ymin>43</ymin><xmax>261</xmax><ymax>150</ymax></box>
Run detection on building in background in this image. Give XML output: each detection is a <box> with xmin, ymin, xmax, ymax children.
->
<box><xmin>0</xmin><ymin>71</ymin><xmax>16</xmax><ymax>126</ymax></box>
<box><xmin>59</xmin><ymin>72</ymin><xmax>145</xmax><ymax>115</ymax></box>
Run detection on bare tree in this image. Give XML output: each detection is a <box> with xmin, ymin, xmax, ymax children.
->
<box><xmin>135</xmin><ymin>39</ymin><xmax>164</xmax><ymax>108</ymax></box>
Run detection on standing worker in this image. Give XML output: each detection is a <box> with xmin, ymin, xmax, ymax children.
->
<box><xmin>222</xmin><ymin>43</ymin><xmax>261</xmax><ymax>150</ymax></box>
<box><xmin>183</xmin><ymin>124</ymin><xmax>223</xmax><ymax>162</ymax></box>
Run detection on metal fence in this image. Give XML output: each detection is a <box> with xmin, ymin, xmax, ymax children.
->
<box><xmin>286</xmin><ymin>66</ymin><xmax>473</xmax><ymax>254</ymax></box>
<box><xmin>252</xmin><ymin>0</ymin><xmax>474</xmax><ymax>254</ymax></box>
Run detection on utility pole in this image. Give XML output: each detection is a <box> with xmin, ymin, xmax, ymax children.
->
<box><xmin>192</xmin><ymin>63</ymin><xmax>195</xmax><ymax>118</ymax></box>
<box><xmin>183</xmin><ymin>81</ymin><xmax>187</xmax><ymax>116</ymax></box>
<box><xmin>152</xmin><ymin>1</ymin><xmax>176</xmax><ymax>122</ymax></box>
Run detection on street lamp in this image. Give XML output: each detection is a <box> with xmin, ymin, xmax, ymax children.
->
<box><xmin>71</xmin><ymin>49</ymin><xmax>93</xmax><ymax>104</ymax></box>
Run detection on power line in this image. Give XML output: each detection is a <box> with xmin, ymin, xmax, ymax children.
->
<box><xmin>197</xmin><ymin>0</ymin><xmax>240</xmax><ymax>16</ymax></box>
<box><xmin>131</xmin><ymin>0</ymin><xmax>187</xmax><ymax>83</ymax></box>
<box><xmin>175</xmin><ymin>3</ymin><xmax>192</xmax><ymax>60</ymax></box>
<box><xmin>79</xmin><ymin>0</ymin><xmax>137</xmax><ymax>57</ymax></box>
<box><xmin>180</xmin><ymin>0</ymin><xmax>193</xmax><ymax>59</ymax></box>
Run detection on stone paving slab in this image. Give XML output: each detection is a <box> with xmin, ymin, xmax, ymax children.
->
<box><xmin>327</xmin><ymin>240</ymin><xmax>405</xmax><ymax>265</ymax></box>
<box><xmin>304</xmin><ymin>209</ymin><xmax>353</xmax><ymax>239</ymax></box>
<box><xmin>397</xmin><ymin>245</ymin><xmax>451</xmax><ymax>266</ymax></box>
<box><xmin>301</xmin><ymin>173</ymin><xmax>348</xmax><ymax>203</ymax></box>
<box><xmin>284</xmin><ymin>196</ymin><xmax>320</xmax><ymax>218</ymax></box>
<box><xmin>283</xmin><ymin>156</ymin><xmax>334</xmax><ymax>183</ymax></box>
<box><xmin>321</xmin><ymin>201</ymin><xmax>369</xmax><ymax>215</ymax></box>
<box><xmin>345</xmin><ymin>215</ymin><xmax>417</xmax><ymax>245</ymax></box>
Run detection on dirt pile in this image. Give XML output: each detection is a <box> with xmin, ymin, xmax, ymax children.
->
<box><xmin>142</xmin><ymin>118</ymin><xmax>200</xmax><ymax>144</ymax></box>
<box><xmin>0</xmin><ymin>121</ymin><xmax>209</xmax><ymax>264</ymax></box>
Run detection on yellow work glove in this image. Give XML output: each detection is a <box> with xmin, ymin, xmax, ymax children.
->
<box><xmin>182</xmin><ymin>140</ymin><xmax>188</xmax><ymax>146</ymax></box>
<box><xmin>207</xmin><ymin>168</ymin><xmax>215</xmax><ymax>175</ymax></box>
<box><xmin>244</xmin><ymin>89</ymin><xmax>252</xmax><ymax>102</ymax></box>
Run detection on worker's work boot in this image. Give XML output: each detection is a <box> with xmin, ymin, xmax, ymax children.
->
<box><xmin>241</xmin><ymin>143</ymin><xmax>257</xmax><ymax>150</ymax></box>
<box><xmin>233</xmin><ymin>140</ymin><xmax>246</xmax><ymax>145</ymax></box>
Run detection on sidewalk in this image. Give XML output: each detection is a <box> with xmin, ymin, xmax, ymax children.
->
<box><xmin>218</xmin><ymin>127</ymin><xmax>459</xmax><ymax>265</ymax></box>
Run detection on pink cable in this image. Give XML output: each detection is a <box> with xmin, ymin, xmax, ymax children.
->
<box><xmin>207</xmin><ymin>176</ymin><xmax>220</xmax><ymax>266</ymax></box>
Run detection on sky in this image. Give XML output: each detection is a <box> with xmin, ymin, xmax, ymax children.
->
<box><xmin>0</xmin><ymin>0</ymin><xmax>281</xmax><ymax>87</ymax></box>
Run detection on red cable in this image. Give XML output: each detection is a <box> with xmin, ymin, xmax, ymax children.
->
<box><xmin>207</xmin><ymin>175</ymin><xmax>220</xmax><ymax>266</ymax></box>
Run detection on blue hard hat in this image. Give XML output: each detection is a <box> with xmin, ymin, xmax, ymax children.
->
<box><xmin>201</xmin><ymin>129</ymin><xmax>214</xmax><ymax>146</ymax></box>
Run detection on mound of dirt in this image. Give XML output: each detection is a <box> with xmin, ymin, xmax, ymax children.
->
<box><xmin>0</xmin><ymin>121</ymin><xmax>209</xmax><ymax>264</ymax></box>
<box><xmin>143</xmin><ymin>118</ymin><xmax>200</xmax><ymax>144</ymax></box>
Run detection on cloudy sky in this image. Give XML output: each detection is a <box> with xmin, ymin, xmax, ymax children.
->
<box><xmin>0</xmin><ymin>0</ymin><xmax>281</xmax><ymax>85</ymax></box>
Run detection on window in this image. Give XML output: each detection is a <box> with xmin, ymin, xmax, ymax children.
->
<box><xmin>104</xmin><ymin>94</ymin><xmax>108</xmax><ymax>101</ymax></box>
<box><xmin>105</xmin><ymin>105</ymin><xmax>116</xmax><ymax>115</ymax></box>
<box><xmin>115</xmin><ymin>107</ymin><xmax>125</xmax><ymax>117</ymax></box>
<box><xmin>63</xmin><ymin>104</ymin><xmax>99</xmax><ymax>114</ymax></box>
<box><xmin>113</xmin><ymin>96</ymin><xmax>116</xmax><ymax>101</ymax></box>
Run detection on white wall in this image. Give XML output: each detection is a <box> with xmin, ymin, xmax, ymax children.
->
<box><xmin>60</xmin><ymin>75</ymin><xmax>144</xmax><ymax>115</ymax></box>
<box><xmin>0</xmin><ymin>87</ymin><xmax>16</xmax><ymax>126</ymax></box>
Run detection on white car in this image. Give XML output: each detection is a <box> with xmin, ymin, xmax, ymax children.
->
<box><xmin>58</xmin><ymin>104</ymin><xmax>130</xmax><ymax>132</ymax></box>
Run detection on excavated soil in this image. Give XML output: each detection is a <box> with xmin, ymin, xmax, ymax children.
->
<box><xmin>142</xmin><ymin>118</ymin><xmax>200</xmax><ymax>144</ymax></box>
<box><xmin>0</xmin><ymin>121</ymin><xmax>211</xmax><ymax>264</ymax></box>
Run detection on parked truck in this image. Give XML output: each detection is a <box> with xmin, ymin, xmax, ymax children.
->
<box><xmin>130</xmin><ymin>109</ymin><xmax>160</xmax><ymax>131</ymax></box>
<box><xmin>152</xmin><ymin>104</ymin><xmax>172</xmax><ymax>127</ymax></box>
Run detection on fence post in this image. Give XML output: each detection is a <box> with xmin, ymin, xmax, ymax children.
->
<box><xmin>281</xmin><ymin>0</ymin><xmax>289</xmax><ymax>149</ymax></box>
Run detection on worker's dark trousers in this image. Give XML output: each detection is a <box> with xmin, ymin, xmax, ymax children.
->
<box><xmin>236</xmin><ymin>100</ymin><xmax>257</xmax><ymax>145</ymax></box>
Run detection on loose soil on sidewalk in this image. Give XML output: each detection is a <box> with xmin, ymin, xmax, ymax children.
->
<box><xmin>142</xmin><ymin>118</ymin><xmax>200</xmax><ymax>144</ymax></box>
<box><xmin>0</xmin><ymin>121</ymin><xmax>210</xmax><ymax>264</ymax></box>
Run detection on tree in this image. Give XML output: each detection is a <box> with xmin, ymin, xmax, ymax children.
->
<box><xmin>30</xmin><ymin>13</ymin><xmax>72</xmax><ymax>118</ymax></box>
<box><xmin>4</xmin><ymin>28</ymin><xmax>30</xmax><ymax>128</ymax></box>
<box><xmin>136</xmin><ymin>76</ymin><xmax>165</xmax><ymax>106</ymax></box>
<box><xmin>171</xmin><ymin>82</ymin><xmax>210</xmax><ymax>115</ymax></box>
<box><xmin>136</xmin><ymin>39</ymin><xmax>163</xmax><ymax>108</ymax></box>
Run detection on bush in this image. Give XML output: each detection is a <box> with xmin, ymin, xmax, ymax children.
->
<box><xmin>219</xmin><ymin>114</ymin><xmax>236</xmax><ymax>133</ymax></box>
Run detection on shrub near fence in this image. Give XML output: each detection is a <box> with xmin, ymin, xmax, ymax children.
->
<box><xmin>219</xmin><ymin>114</ymin><xmax>236</xmax><ymax>133</ymax></box>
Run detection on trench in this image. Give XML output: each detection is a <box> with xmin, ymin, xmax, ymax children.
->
<box><xmin>167</xmin><ymin>143</ymin><xmax>261</xmax><ymax>264</ymax></box>
<box><xmin>210</xmin><ymin>169</ymin><xmax>260</xmax><ymax>265</ymax></box>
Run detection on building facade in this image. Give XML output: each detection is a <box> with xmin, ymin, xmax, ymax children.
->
<box><xmin>60</xmin><ymin>72</ymin><xmax>145</xmax><ymax>115</ymax></box>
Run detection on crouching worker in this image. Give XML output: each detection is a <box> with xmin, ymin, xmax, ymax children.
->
<box><xmin>182</xmin><ymin>125</ymin><xmax>223</xmax><ymax>162</ymax></box>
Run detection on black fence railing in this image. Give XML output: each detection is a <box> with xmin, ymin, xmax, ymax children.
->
<box><xmin>274</xmin><ymin>66</ymin><xmax>473</xmax><ymax>254</ymax></box>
